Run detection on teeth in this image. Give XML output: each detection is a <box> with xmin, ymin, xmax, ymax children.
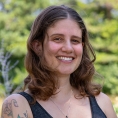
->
<box><xmin>57</xmin><ymin>57</ymin><xmax>73</xmax><ymax>61</ymax></box>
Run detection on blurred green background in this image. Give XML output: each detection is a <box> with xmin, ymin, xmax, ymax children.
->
<box><xmin>0</xmin><ymin>0</ymin><xmax>118</xmax><ymax>109</ymax></box>
<box><xmin>0</xmin><ymin>0</ymin><xmax>118</xmax><ymax>115</ymax></box>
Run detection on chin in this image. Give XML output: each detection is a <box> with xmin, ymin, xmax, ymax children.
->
<box><xmin>58</xmin><ymin>70</ymin><xmax>74</xmax><ymax>76</ymax></box>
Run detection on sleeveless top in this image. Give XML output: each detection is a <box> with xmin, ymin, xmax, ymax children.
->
<box><xmin>19</xmin><ymin>92</ymin><xmax>107</xmax><ymax>118</ymax></box>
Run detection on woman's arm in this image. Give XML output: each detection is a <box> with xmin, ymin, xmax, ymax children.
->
<box><xmin>1</xmin><ymin>94</ymin><xmax>33</xmax><ymax>118</ymax></box>
<box><xmin>96</xmin><ymin>92</ymin><xmax>117</xmax><ymax>118</ymax></box>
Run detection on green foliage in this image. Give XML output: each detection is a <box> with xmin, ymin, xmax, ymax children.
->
<box><xmin>95</xmin><ymin>63</ymin><xmax>118</xmax><ymax>94</ymax></box>
<box><xmin>113</xmin><ymin>105</ymin><xmax>118</xmax><ymax>116</ymax></box>
<box><xmin>0</xmin><ymin>0</ymin><xmax>57</xmax><ymax>96</ymax></box>
<box><xmin>0</xmin><ymin>0</ymin><xmax>118</xmax><ymax>96</ymax></box>
<box><xmin>0</xmin><ymin>83</ymin><xmax>5</xmax><ymax>97</ymax></box>
<box><xmin>75</xmin><ymin>0</ymin><xmax>118</xmax><ymax>95</ymax></box>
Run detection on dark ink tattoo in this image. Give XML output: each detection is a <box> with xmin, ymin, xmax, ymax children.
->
<box><xmin>23</xmin><ymin>110</ymin><xmax>28</xmax><ymax>118</ymax></box>
<box><xmin>2</xmin><ymin>100</ymin><xmax>29</xmax><ymax>118</ymax></box>
<box><xmin>3</xmin><ymin>99</ymin><xmax>18</xmax><ymax>118</ymax></box>
<box><xmin>17</xmin><ymin>110</ymin><xmax>28</xmax><ymax>118</ymax></box>
<box><xmin>17</xmin><ymin>114</ymin><xmax>24</xmax><ymax>118</ymax></box>
<box><xmin>17</xmin><ymin>115</ymin><xmax>21</xmax><ymax>118</ymax></box>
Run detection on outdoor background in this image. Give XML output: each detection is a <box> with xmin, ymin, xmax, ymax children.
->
<box><xmin>0</xmin><ymin>0</ymin><xmax>118</xmax><ymax>116</ymax></box>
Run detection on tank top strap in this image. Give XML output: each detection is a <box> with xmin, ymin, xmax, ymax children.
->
<box><xmin>19</xmin><ymin>92</ymin><xmax>107</xmax><ymax>118</ymax></box>
<box><xmin>89</xmin><ymin>96</ymin><xmax>107</xmax><ymax>118</ymax></box>
<box><xmin>19</xmin><ymin>92</ymin><xmax>33</xmax><ymax>103</ymax></box>
<box><xmin>18</xmin><ymin>92</ymin><xmax>52</xmax><ymax>118</ymax></box>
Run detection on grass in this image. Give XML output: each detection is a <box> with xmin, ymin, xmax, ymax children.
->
<box><xmin>0</xmin><ymin>96</ymin><xmax>118</xmax><ymax>116</ymax></box>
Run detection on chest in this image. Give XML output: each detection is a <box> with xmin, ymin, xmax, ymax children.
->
<box><xmin>37</xmin><ymin>98</ymin><xmax>92</xmax><ymax>118</ymax></box>
<box><xmin>51</xmin><ymin>106</ymin><xmax>92</xmax><ymax>118</ymax></box>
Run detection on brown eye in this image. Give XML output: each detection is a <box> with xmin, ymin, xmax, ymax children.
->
<box><xmin>71</xmin><ymin>39</ymin><xmax>80</xmax><ymax>44</ymax></box>
<box><xmin>54</xmin><ymin>38</ymin><xmax>61</xmax><ymax>41</ymax></box>
<box><xmin>53</xmin><ymin>37</ymin><xmax>62</xmax><ymax>42</ymax></box>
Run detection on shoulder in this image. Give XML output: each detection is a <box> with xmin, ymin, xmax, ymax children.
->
<box><xmin>95</xmin><ymin>92</ymin><xmax>117</xmax><ymax>118</ymax></box>
<box><xmin>1</xmin><ymin>93</ymin><xmax>33</xmax><ymax>118</ymax></box>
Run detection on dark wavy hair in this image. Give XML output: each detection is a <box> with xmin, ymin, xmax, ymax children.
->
<box><xmin>24</xmin><ymin>5</ymin><xmax>101</xmax><ymax>100</ymax></box>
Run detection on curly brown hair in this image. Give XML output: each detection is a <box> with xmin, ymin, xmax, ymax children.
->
<box><xmin>24</xmin><ymin>5</ymin><xmax>101</xmax><ymax>100</ymax></box>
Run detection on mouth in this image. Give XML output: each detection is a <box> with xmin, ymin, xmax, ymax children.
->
<box><xmin>56</xmin><ymin>56</ymin><xmax>74</xmax><ymax>61</ymax></box>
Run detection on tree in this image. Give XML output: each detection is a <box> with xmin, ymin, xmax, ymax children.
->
<box><xmin>75</xmin><ymin>0</ymin><xmax>118</xmax><ymax>94</ymax></box>
<box><xmin>0</xmin><ymin>39</ymin><xmax>19</xmax><ymax>96</ymax></box>
<box><xmin>0</xmin><ymin>0</ymin><xmax>118</xmax><ymax>96</ymax></box>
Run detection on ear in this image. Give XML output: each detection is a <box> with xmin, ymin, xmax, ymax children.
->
<box><xmin>32</xmin><ymin>40</ymin><xmax>42</xmax><ymax>56</ymax></box>
<box><xmin>82</xmin><ymin>42</ymin><xmax>84</xmax><ymax>46</ymax></box>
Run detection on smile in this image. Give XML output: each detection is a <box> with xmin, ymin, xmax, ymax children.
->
<box><xmin>57</xmin><ymin>56</ymin><xmax>73</xmax><ymax>61</ymax></box>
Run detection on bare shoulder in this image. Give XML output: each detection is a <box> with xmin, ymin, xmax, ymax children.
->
<box><xmin>95</xmin><ymin>92</ymin><xmax>117</xmax><ymax>118</ymax></box>
<box><xmin>1</xmin><ymin>93</ymin><xmax>33</xmax><ymax>118</ymax></box>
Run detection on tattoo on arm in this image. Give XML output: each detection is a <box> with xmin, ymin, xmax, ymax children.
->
<box><xmin>17</xmin><ymin>110</ymin><xmax>28</xmax><ymax>118</ymax></box>
<box><xmin>24</xmin><ymin>110</ymin><xmax>28</xmax><ymax>118</ymax></box>
<box><xmin>2</xmin><ymin>99</ymin><xmax>29</xmax><ymax>118</ymax></box>
<box><xmin>2</xmin><ymin>99</ymin><xmax>18</xmax><ymax>118</ymax></box>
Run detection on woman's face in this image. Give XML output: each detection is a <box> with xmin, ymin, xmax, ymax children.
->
<box><xmin>43</xmin><ymin>19</ymin><xmax>83</xmax><ymax>77</ymax></box>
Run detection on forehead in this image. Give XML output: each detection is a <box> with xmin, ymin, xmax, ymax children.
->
<box><xmin>46</xmin><ymin>18</ymin><xmax>82</xmax><ymax>37</ymax></box>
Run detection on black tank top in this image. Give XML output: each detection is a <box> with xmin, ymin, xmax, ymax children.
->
<box><xmin>19</xmin><ymin>92</ymin><xmax>107</xmax><ymax>118</ymax></box>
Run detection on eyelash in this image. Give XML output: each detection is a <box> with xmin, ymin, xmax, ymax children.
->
<box><xmin>52</xmin><ymin>37</ymin><xmax>81</xmax><ymax>44</ymax></box>
<box><xmin>54</xmin><ymin>38</ymin><xmax>61</xmax><ymax>40</ymax></box>
<box><xmin>71</xmin><ymin>39</ymin><xmax>80</xmax><ymax>43</ymax></box>
<box><xmin>53</xmin><ymin>37</ymin><xmax>62</xmax><ymax>42</ymax></box>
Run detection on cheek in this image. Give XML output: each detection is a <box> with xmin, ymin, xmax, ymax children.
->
<box><xmin>45</xmin><ymin>42</ymin><xmax>61</xmax><ymax>55</ymax></box>
<box><xmin>43</xmin><ymin>42</ymin><xmax>61</xmax><ymax>67</ymax></box>
<box><xmin>75</xmin><ymin>45</ymin><xmax>83</xmax><ymax>57</ymax></box>
<box><xmin>43</xmin><ymin>42</ymin><xmax>60</xmax><ymax>66</ymax></box>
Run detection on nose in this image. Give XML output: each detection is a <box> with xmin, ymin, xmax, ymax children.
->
<box><xmin>61</xmin><ymin>41</ymin><xmax>73</xmax><ymax>53</ymax></box>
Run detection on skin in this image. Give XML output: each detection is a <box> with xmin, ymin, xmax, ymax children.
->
<box><xmin>32</xmin><ymin>18</ymin><xmax>117</xmax><ymax>118</ymax></box>
<box><xmin>43</xmin><ymin>19</ymin><xmax>83</xmax><ymax>77</ymax></box>
<box><xmin>1</xmin><ymin>94</ymin><xmax>32</xmax><ymax>118</ymax></box>
<box><xmin>1</xmin><ymin>18</ymin><xmax>117</xmax><ymax>118</ymax></box>
<box><xmin>95</xmin><ymin>93</ymin><xmax>117</xmax><ymax>118</ymax></box>
<box><xmin>32</xmin><ymin>18</ymin><xmax>83</xmax><ymax>87</ymax></box>
<box><xmin>2</xmin><ymin>99</ymin><xmax>19</xmax><ymax>117</ymax></box>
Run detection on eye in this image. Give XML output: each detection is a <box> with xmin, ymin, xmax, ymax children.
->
<box><xmin>54</xmin><ymin>37</ymin><xmax>61</xmax><ymax>41</ymax></box>
<box><xmin>53</xmin><ymin>37</ymin><xmax>62</xmax><ymax>42</ymax></box>
<box><xmin>71</xmin><ymin>39</ymin><xmax>80</xmax><ymax>44</ymax></box>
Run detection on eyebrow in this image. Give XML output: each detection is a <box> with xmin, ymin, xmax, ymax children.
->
<box><xmin>50</xmin><ymin>33</ymin><xmax>82</xmax><ymax>40</ymax></box>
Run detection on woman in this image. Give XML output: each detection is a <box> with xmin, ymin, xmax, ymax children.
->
<box><xmin>1</xmin><ymin>5</ymin><xmax>117</xmax><ymax>118</ymax></box>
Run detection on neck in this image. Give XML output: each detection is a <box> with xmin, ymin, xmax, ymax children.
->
<box><xmin>58</xmin><ymin>77</ymin><xmax>70</xmax><ymax>87</ymax></box>
<box><xmin>52</xmin><ymin>75</ymin><xmax>73</xmax><ymax>103</ymax></box>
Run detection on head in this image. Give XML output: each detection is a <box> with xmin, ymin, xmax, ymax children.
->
<box><xmin>24</xmin><ymin>5</ymin><xmax>100</xmax><ymax>100</ymax></box>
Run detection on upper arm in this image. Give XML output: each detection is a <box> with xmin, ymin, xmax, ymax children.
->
<box><xmin>1</xmin><ymin>94</ymin><xmax>33</xmax><ymax>118</ymax></box>
<box><xmin>96</xmin><ymin>92</ymin><xmax>117</xmax><ymax>118</ymax></box>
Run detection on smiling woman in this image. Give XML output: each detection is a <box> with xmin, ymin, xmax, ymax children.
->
<box><xmin>1</xmin><ymin>5</ymin><xmax>117</xmax><ymax>118</ymax></box>
<box><xmin>42</xmin><ymin>19</ymin><xmax>83</xmax><ymax>75</ymax></box>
